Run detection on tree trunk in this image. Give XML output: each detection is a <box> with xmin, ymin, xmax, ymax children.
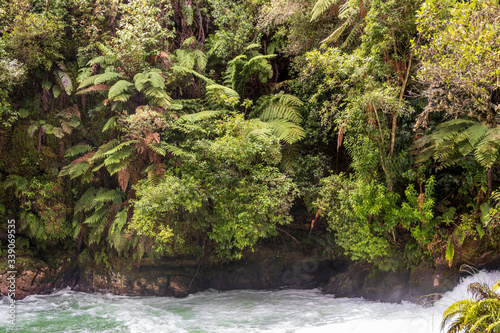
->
<box><xmin>487</xmin><ymin>167</ymin><xmax>493</xmax><ymax>196</ymax></box>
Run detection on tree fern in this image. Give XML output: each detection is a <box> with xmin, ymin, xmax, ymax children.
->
<box><xmin>193</xmin><ymin>50</ymin><xmax>208</xmax><ymax>71</ymax></box>
<box><xmin>147</xmin><ymin>70</ymin><xmax>165</xmax><ymax>89</ymax></box>
<box><xmin>54</xmin><ymin>70</ymin><xmax>73</xmax><ymax>95</ymax></box>
<box><xmin>108</xmin><ymin>80</ymin><xmax>133</xmax><ymax>100</ymax></box>
<box><xmin>252</xmin><ymin>94</ymin><xmax>303</xmax><ymax>123</ymax></box>
<box><xmin>134</xmin><ymin>69</ymin><xmax>171</xmax><ymax>107</ymax></box>
<box><xmin>416</xmin><ymin>119</ymin><xmax>500</xmax><ymax>169</ymax></box>
<box><xmin>175</xmin><ymin>49</ymin><xmax>195</xmax><ymax>70</ymax></box>
<box><xmin>87</xmin><ymin>54</ymin><xmax>117</xmax><ymax>66</ymax></box>
<box><xmin>93</xmin><ymin>188</ymin><xmax>125</xmax><ymax>205</ymax></box>
<box><xmin>74</xmin><ymin>187</ymin><xmax>98</xmax><ymax>215</ymax></box>
<box><xmin>148</xmin><ymin>142</ymin><xmax>194</xmax><ymax>159</ymax></box>
<box><xmin>102</xmin><ymin>116</ymin><xmax>119</xmax><ymax>133</ymax></box>
<box><xmin>3</xmin><ymin>175</ymin><xmax>28</xmax><ymax>196</ymax></box>
<box><xmin>224</xmin><ymin>54</ymin><xmax>276</xmax><ymax>96</ymax></box>
<box><xmin>143</xmin><ymin>86</ymin><xmax>172</xmax><ymax>107</ymax></box>
<box><xmin>89</xmin><ymin>139</ymin><xmax>121</xmax><ymax>162</ymax></box>
<box><xmin>205</xmin><ymin>84</ymin><xmax>240</xmax><ymax>108</ymax></box>
<box><xmin>105</xmin><ymin>158</ymin><xmax>130</xmax><ymax>175</ymax></box>
<box><xmin>104</xmin><ymin>140</ymin><xmax>137</xmax><ymax>156</ymax></box>
<box><xmin>83</xmin><ymin>205</ymin><xmax>108</xmax><ymax>226</ymax></box>
<box><xmin>206</xmin><ymin>33</ymin><xmax>229</xmax><ymax>57</ymax></box>
<box><xmin>78</xmin><ymin>71</ymin><xmax>124</xmax><ymax>90</ymax></box>
<box><xmin>311</xmin><ymin>0</ymin><xmax>343</xmax><ymax>21</ymax></box>
<box><xmin>253</xmin><ymin>119</ymin><xmax>305</xmax><ymax>145</ymax></box>
<box><xmin>177</xmin><ymin>110</ymin><xmax>222</xmax><ymax>123</ymax></box>
<box><xmin>172</xmin><ymin>65</ymin><xmax>215</xmax><ymax>84</ymax></box>
<box><xmin>441</xmin><ymin>281</ymin><xmax>500</xmax><ymax>333</ymax></box>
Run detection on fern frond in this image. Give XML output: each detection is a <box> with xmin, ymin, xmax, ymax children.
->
<box><xmin>193</xmin><ymin>50</ymin><xmax>208</xmax><ymax>71</ymax></box>
<box><xmin>74</xmin><ymin>187</ymin><xmax>98</xmax><ymax>214</ymax></box>
<box><xmin>87</xmin><ymin>54</ymin><xmax>117</xmax><ymax>66</ymax></box>
<box><xmin>102</xmin><ymin>116</ymin><xmax>119</xmax><ymax>133</ymax></box>
<box><xmin>143</xmin><ymin>86</ymin><xmax>172</xmax><ymax>107</ymax></box>
<box><xmin>92</xmin><ymin>162</ymin><xmax>105</xmax><ymax>172</ymax></box>
<box><xmin>69</xmin><ymin>162</ymin><xmax>91</xmax><ymax>179</ymax></box>
<box><xmin>254</xmin><ymin>119</ymin><xmax>305</xmax><ymax>145</ymax></box>
<box><xmin>54</xmin><ymin>70</ymin><xmax>73</xmax><ymax>95</ymax></box>
<box><xmin>183</xmin><ymin>36</ymin><xmax>197</xmax><ymax>47</ymax></box>
<box><xmin>109</xmin><ymin>228</ymin><xmax>130</xmax><ymax>253</ymax></box>
<box><xmin>147</xmin><ymin>70</ymin><xmax>165</xmax><ymax>89</ymax></box>
<box><xmin>3</xmin><ymin>175</ymin><xmax>28</xmax><ymax>194</ymax></box>
<box><xmin>172</xmin><ymin>65</ymin><xmax>214</xmax><ymax>84</ymax></box>
<box><xmin>168</xmin><ymin>99</ymin><xmax>203</xmax><ymax>113</ymax></box>
<box><xmin>178</xmin><ymin>110</ymin><xmax>222</xmax><ymax>123</ymax></box>
<box><xmin>475</xmin><ymin>138</ymin><xmax>499</xmax><ymax>169</ymax></box>
<box><xmin>104</xmin><ymin>147</ymin><xmax>134</xmax><ymax>163</ymax></box>
<box><xmin>466</xmin><ymin>123</ymin><xmax>489</xmax><ymax>147</ymax></box>
<box><xmin>175</xmin><ymin>49</ymin><xmax>195</xmax><ymax>69</ymax></box>
<box><xmin>94</xmin><ymin>71</ymin><xmax>124</xmax><ymax>85</ymax></box>
<box><xmin>89</xmin><ymin>139</ymin><xmax>121</xmax><ymax>162</ymax></box>
<box><xmin>108</xmin><ymin>80</ymin><xmax>133</xmax><ymax>100</ymax></box>
<box><xmin>321</xmin><ymin>20</ymin><xmax>348</xmax><ymax>44</ymax></box>
<box><xmin>106</xmin><ymin>159</ymin><xmax>130</xmax><ymax>175</ymax></box>
<box><xmin>245</xmin><ymin>43</ymin><xmax>261</xmax><ymax>51</ymax></box>
<box><xmin>341</xmin><ymin>23</ymin><xmax>360</xmax><ymax>48</ymax></box>
<box><xmin>205</xmin><ymin>84</ymin><xmax>240</xmax><ymax>107</ymax></box>
<box><xmin>111</xmin><ymin>207</ymin><xmax>129</xmax><ymax>234</ymax></box>
<box><xmin>78</xmin><ymin>75</ymin><xmax>98</xmax><ymax>90</ymax></box>
<box><xmin>83</xmin><ymin>205</ymin><xmax>108</xmax><ymax>226</ymax></box>
<box><xmin>253</xmin><ymin>94</ymin><xmax>303</xmax><ymax>123</ymax></box>
<box><xmin>311</xmin><ymin>0</ymin><xmax>343</xmax><ymax>21</ymax></box>
<box><xmin>103</xmin><ymin>140</ymin><xmax>137</xmax><ymax>156</ymax></box>
<box><xmin>206</xmin><ymin>34</ymin><xmax>228</xmax><ymax>57</ymax></box>
<box><xmin>65</xmin><ymin>144</ymin><xmax>93</xmax><ymax>158</ymax></box>
<box><xmin>94</xmin><ymin>188</ymin><xmax>125</xmax><ymax>204</ymax></box>
<box><xmin>133</xmin><ymin>72</ymin><xmax>147</xmax><ymax>91</ymax></box>
<box><xmin>76</xmin><ymin>84</ymin><xmax>109</xmax><ymax>95</ymax></box>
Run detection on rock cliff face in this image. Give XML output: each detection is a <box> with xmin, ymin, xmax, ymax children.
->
<box><xmin>1</xmin><ymin>243</ymin><xmax>499</xmax><ymax>303</ymax></box>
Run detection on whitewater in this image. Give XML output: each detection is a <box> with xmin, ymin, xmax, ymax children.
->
<box><xmin>1</xmin><ymin>270</ymin><xmax>499</xmax><ymax>333</ymax></box>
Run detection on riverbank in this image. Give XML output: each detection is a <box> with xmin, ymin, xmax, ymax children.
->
<box><xmin>1</xmin><ymin>271</ymin><xmax>500</xmax><ymax>333</ymax></box>
<box><xmin>3</xmin><ymin>241</ymin><xmax>499</xmax><ymax>303</ymax></box>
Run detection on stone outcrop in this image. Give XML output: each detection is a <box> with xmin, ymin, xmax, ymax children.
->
<box><xmin>322</xmin><ymin>261</ymin><xmax>461</xmax><ymax>304</ymax></box>
<box><xmin>0</xmin><ymin>255</ymin><xmax>78</xmax><ymax>299</ymax></box>
<box><xmin>2</xmin><ymin>241</ymin><xmax>500</xmax><ymax>303</ymax></box>
<box><xmin>0</xmin><ymin>246</ymin><xmax>341</xmax><ymax>300</ymax></box>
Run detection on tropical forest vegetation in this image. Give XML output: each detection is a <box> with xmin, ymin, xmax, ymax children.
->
<box><xmin>1</xmin><ymin>0</ymin><xmax>500</xmax><ymax>313</ymax></box>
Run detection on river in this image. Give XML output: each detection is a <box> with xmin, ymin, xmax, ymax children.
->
<box><xmin>1</xmin><ymin>270</ymin><xmax>499</xmax><ymax>332</ymax></box>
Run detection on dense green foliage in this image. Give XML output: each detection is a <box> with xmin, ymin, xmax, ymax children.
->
<box><xmin>1</xmin><ymin>0</ymin><xmax>500</xmax><ymax>278</ymax></box>
<box><xmin>442</xmin><ymin>280</ymin><xmax>500</xmax><ymax>333</ymax></box>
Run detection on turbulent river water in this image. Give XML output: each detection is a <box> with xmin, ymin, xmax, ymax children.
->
<box><xmin>1</xmin><ymin>270</ymin><xmax>499</xmax><ymax>333</ymax></box>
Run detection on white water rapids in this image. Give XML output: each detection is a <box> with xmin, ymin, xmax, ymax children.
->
<box><xmin>1</xmin><ymin>270</ymin><xmax>499</xmax><ymax>332</ymax></box>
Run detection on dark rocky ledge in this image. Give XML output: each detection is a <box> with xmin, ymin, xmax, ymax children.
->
<box><xmin>2</xmin><ymin>243</ymin><xmax>500</xmax><ymax>303</ymax></box>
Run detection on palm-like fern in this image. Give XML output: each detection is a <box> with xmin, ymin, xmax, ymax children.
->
<box><xmin>73</xmin><ymin>187</ymin><xmax>126</xmax><ymax>247</ymax></box>
<box><xmin>173</xmin><ymin>52</ymin><xmax>305</xmax><ymax>146</ymax></box>
<box><xmin>415</xmin><ymin>119</ymin><xmax>500</xmax><ymax>170</ymax></box>
<box><xmin>310</xmin><ymin>0</ymin><xmax>361</xmax><ymax>47</ymax></box>
<box><xmin>224</xmin><ymin>53</ymin><xmax>276</xmax><ymax>98</ymax></box>
<box><xmin>442</xmin><ymin>281</ymin><xmax>500</xmax><ymax>333</ymax></box>
<box><xmin>415</xmin><ymin>119</ymin><xmax>500</xmax><ymax>194</ymax></box>
<box><xmin>77</xmin><ymin>51</ymin><xmax>172</xmax><ymax>108</ymax></box>
<box><xmin>174</xmin><ymin>36</ymin><xmax>208</xmax><ymax>72</ymax></box>
<box><xmin>249</xmin><ymin>93</ymin><xmax>305</xmax><ymax>145</ymax></box>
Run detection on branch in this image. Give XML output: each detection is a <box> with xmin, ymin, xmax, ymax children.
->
<box><xmin>275</xmin><ymin>226</ymin><xmax>301</xmax><ymax>245</ymax></box>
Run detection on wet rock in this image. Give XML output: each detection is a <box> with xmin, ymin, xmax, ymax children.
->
<box><xmin>323</xmin><ymin>263</ymin><xmax>370</xmax><ymax>298</ymax></box>
<box><xmin>0</xmin><ymin>256</ymin><xmax>78</xmax><ymax>300</ymax></box>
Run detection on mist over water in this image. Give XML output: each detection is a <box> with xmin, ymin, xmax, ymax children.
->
<box><xmin>1</xmin><ymin>270</ymin><xmax>500</xmax><ymax>333</ymax></box>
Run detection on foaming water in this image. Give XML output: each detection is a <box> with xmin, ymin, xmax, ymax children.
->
<box><xmin>1</xmin><ymin>270</ymin><xmax>499</xmax><ymax>333</ymax></box>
